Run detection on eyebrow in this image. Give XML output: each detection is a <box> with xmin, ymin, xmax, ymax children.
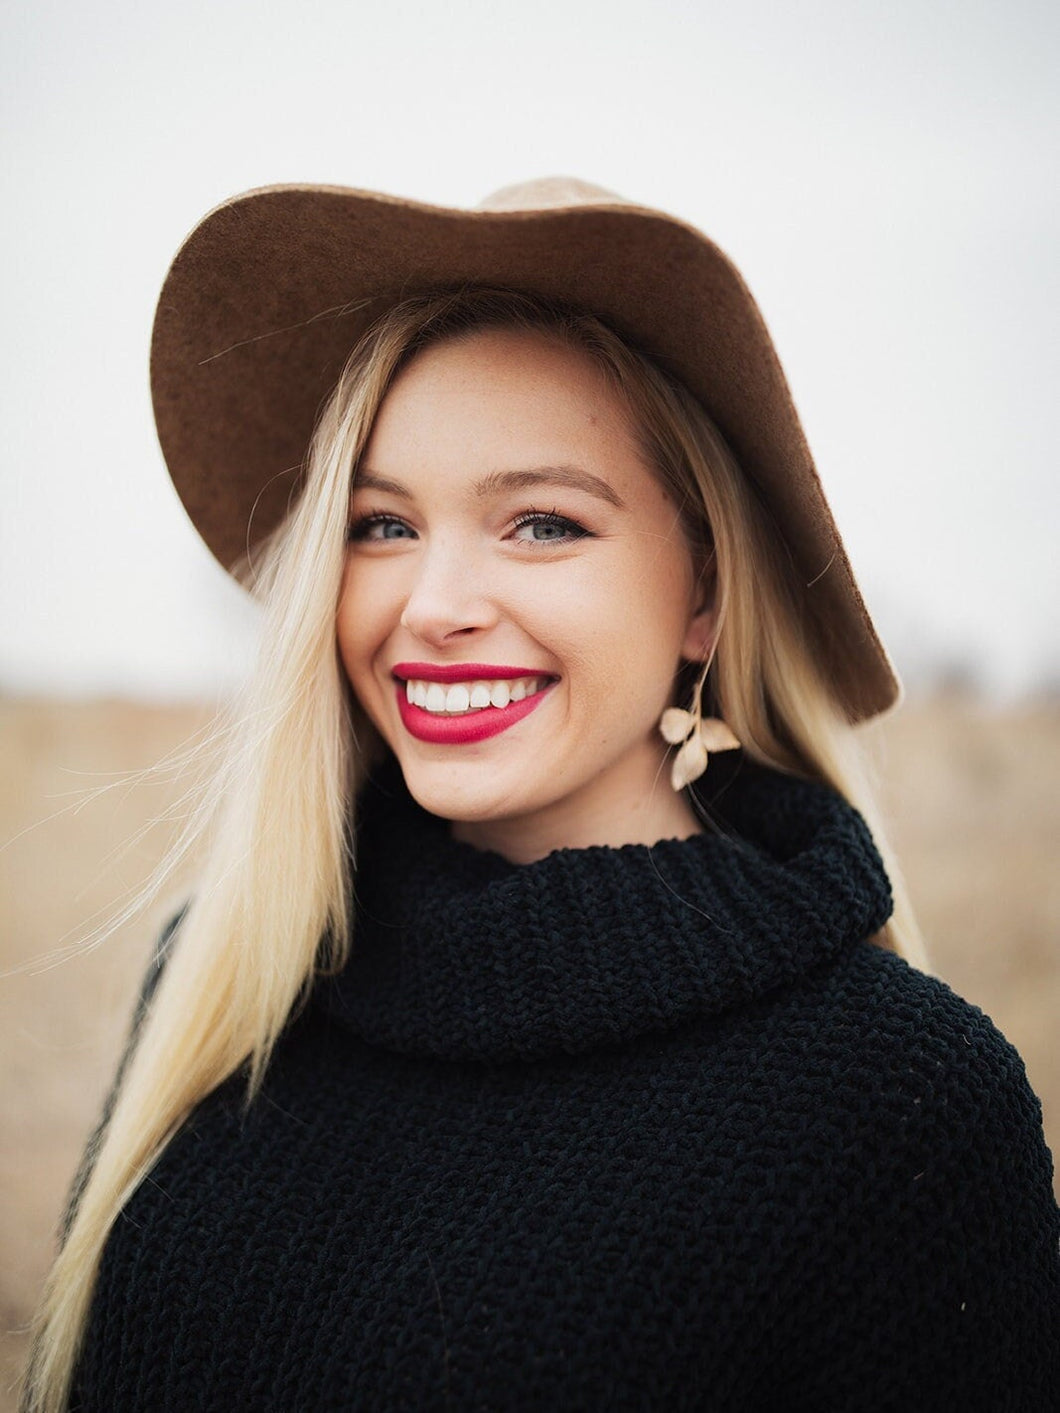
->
<box><xmin>354</xmin><ymin>465</ymin><xmax>625</xmax><ymax>509</ymax></box>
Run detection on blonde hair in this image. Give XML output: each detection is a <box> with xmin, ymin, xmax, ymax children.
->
<box><xmin>23</xmin><ymin>287</ymin><xmax>925</xmax><ymax>1411</ymax></box>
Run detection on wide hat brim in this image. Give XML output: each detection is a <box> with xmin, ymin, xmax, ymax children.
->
<box><xmin>150</xmin><ymin>178</ymin><xmax>900</xmax><ymax>723</ymax></box>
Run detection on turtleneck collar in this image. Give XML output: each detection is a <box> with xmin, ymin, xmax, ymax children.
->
<box><xmin>317</xmin><ymin>757</ymin><xmax>892</xmax><ymax>1063</ymax></box>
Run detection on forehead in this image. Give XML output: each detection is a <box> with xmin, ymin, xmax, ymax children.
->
<box><xmin>361</xmin><ymin>326</ymin><xmax>649</xmax><ymax>488</ymax></box>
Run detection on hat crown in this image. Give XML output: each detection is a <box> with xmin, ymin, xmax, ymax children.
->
<box><xmin>476</xmin><ymin>175</ymin><xmax>630</xmax><ymax>213</ymax></box>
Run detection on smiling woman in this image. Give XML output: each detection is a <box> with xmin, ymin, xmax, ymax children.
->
<box><xmin>23</xmin><ymin>183</ymin><xmax>1058</xmax><ymax>1412</ymax></box>
<box><xmin>339</xmin><ymin>325</ymin><xmax>715</xmax><ymax>857</ymax></box>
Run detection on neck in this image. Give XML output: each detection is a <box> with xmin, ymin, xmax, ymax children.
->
<box><xmin>450</xmin><ymin>765</ymin><xmax>704</xmax><ymax>864</ymax></box>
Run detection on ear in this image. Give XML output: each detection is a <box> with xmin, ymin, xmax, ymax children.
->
<box><xmin>680</xmin><ymin>560</ymin><xmax>718</xmax><ymax>663</ymax></box>
<box><xmin>681</xmin><ymin>599</ymin><xmax>718</xmax><ymax>664</ymax></box>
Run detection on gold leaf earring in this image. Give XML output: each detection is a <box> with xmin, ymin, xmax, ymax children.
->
<box><xmin>659</xmin><ymin>665</ymin><xmax>740</xmax><ymax>791</ymax></box>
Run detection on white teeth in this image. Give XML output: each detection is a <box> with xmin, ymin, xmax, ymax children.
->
<box><xmin>445</xmin><ymin>684</ymin><xmax>471</xmax><ymax>713</ymax></box>
<box><xmin>403</xmin><ymin>675</ymin><xmax>549</xmax><ymax>715</ymax></box>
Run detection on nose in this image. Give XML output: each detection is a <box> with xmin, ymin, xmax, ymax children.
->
<box><xmin>399</xmin><ymin>537</ymin><xmax>500</xmax><ymax>647</ymax></box>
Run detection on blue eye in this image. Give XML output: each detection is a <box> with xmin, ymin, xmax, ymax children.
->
<box><xmin>510</xmin><ymin>511</ymin><xmax>590</xmax><ymax>545</ymax></box>
<box><xmin>347</xmin><ymin>514</ymin><xmax>416</xmax><ymax>542</ymax></box>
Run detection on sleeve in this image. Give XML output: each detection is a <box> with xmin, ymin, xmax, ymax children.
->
<box><xmin>129</xmin><ymin>903</ymin><xmax>185</xmax><ymax>1018</ymax></box>
<box><xmin>782</xmin><ymin>1001</ymin><xmax>1059</xmax><ymax>1412</ymax></box>
<box><xmin>59</xmin><ymin>906</ymin><xmax>187</xmax><ymax>1239</ymax></box>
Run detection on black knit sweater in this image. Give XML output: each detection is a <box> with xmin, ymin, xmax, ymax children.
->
<box><xmin>72</xmin><ymin>760</ymin><xmax>1059</xmax><ymax>1411</ymax></box>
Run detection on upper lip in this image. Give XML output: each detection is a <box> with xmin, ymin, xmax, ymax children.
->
<box><xmin>392</xmin><ymin>661</ymin><xmax>554</xmax><ymax>683</ymax></box>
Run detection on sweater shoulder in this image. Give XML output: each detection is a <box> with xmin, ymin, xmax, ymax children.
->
<box><xmin>743</xmin><ymin>942</ymin><xmax>1060</xmax><ymax>1408</ymax></box>
<box><xmin>786</xmin><ymin>939</ymin><xmax>1058</xmax><ymax>1240</ymax></box>
<box><xmin>825</xmin><ymin>940</ymin><xmax>1045</xmax><ymax>1110</ymax></box>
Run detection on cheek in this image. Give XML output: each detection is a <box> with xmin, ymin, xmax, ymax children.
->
<box><xmin>582</xmin><ymin>543</ymin><xmax>693</xmax><ymax>646</ymax></box>
<box><xmin>531</xmin><ymin>555</ymin><xmax>691</xmax><ymax>701</ymax></box>
<box><xmin>605</xmin><ymin>568</ymin><xmax>693</xmax><ymax>710</ymax></box>
<box><xmin>335</xmin><ymin>565</ymin><xmax>386</xmax><ymax>699</ymax></box>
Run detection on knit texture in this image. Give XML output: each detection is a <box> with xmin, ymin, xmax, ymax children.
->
<box><xmin>72</xmin><ymin>760</ymin><xmax>1059</xmax><ymax>1410</ymax></box>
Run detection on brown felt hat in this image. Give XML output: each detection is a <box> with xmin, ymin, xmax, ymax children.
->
<box><xmin>150</xmin><ymin>176</ymin><xmax>900</xmax><ymax>722</ymax></box>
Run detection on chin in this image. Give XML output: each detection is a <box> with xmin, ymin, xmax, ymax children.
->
<box><xmin>395</xmin><ymin>756</ymin><xmax>526</xmax><ymax>824</ymax></box>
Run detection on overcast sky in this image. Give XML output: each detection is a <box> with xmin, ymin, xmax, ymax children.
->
<box><xmin>2</xmin><ymin>0</ymin><xmax>1057</xmax><ymax>702</ymax></box>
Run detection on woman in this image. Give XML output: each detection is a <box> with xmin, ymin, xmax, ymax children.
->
<box><xmin>25</xmin><ymin>179</ymin><xmax>1058</xmax><ymax>1410</ymax></box>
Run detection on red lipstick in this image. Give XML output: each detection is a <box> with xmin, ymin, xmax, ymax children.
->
<box><xmin>393</xmin><ymin>662</ymin><xmax>547</xmax><ymax>683</ymax></box>
<box><xmin>395</xmin><ymin>679</ymin><xmax>555</xmax><ymax>745</ymax></box>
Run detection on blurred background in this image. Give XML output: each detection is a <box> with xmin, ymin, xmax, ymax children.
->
<box><xmin>2</xmin><ymin>0</ymin><xmax>1057</xmax><ymax>1404</ymax></box>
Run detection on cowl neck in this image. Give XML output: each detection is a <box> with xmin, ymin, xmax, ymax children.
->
<box><xmin>318</xmin><ymin>758</ymin><xmax>892</xmax><ymax>1063</ymax></box>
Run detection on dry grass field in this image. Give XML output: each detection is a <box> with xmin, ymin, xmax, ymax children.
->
<box><xmin>2</xmin><ymin>693</ymin><xmax>1058</xmax><ymax>1407</ymax></box>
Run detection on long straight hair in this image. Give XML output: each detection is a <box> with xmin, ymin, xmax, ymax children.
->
<box><xmin>23</xmin><ymin>287</ymin><xmax>925</xmax><ymax>1412</ymax></box>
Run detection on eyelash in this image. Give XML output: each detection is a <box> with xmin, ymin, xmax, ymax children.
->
<box><xmin>346</xmin><ymin>512</ymin><xmax>415</xmax><ymax>543</ymax></box>
<box><xmin>346</xmin><ymin>507</ymin><xmax>591</xmax><ymax>546</ymax></box>
<box><xmin>509</xmin><ymin>508</ymin><xmax>591</xmax><ymax>545</ymax></box>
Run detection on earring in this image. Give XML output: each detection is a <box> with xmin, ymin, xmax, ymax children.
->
<box><xmin>659</xmin><ymin>664</ymin><xmax>740</xmax><ymax>791</ymax></box>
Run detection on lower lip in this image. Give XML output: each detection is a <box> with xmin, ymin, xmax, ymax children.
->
<box><xmin>395</xmin><ymin>680</ymin><xmax>555</xmax><ymax>745</ymax></box>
